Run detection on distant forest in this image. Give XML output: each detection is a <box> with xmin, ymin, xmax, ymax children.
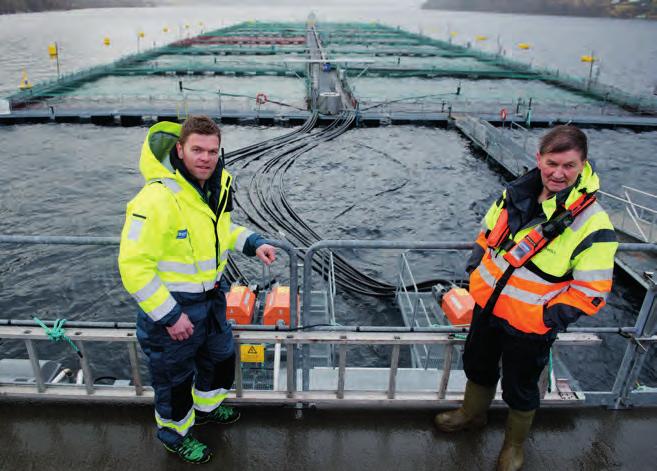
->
<box><xmin>0</xmin><ymin>0</ymin><xmax>151</xmax><ymax>14</ymax></box>
<box><xmin>422</xmin><ymin>0</ymin><xmax>657</xmax><ymax>19</ymax></box>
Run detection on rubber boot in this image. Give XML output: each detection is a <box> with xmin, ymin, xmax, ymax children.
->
<box><xmin>434</xmin><ymin>380</ymin><xmax>496</xmax><ymax>432</ymax></box>
<box><xmin>496</xmin><ymin>408</ymin><xmax>535</xmax><ymax>471</ymax></box>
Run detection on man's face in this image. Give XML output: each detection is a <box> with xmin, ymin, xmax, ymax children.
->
<box><xmin>176</xmin><ymin>133</ymin><xmax>220</xmax><ymax>185</ymax></box>
<box><xmin>536</xmin><ymin>149</ymin><xmax>585</xmax><ymax>195</ymax></box>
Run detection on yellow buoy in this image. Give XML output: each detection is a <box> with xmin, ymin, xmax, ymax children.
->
<box><xmin>103</xmin><ymin>37</ymin><xmax>111</xmax><ymax>46</ymax></box>
<box><xmin>48</xmin><ymin>42</ymin><xmax>58</xmax><ymax>58</ymax></box>
<box><xmin>163</xmin><ymin>26</ymin><xmax>169</xmax><ymax>33</ymax></box>
<box><xmin>185</xmin><ymin>23</ymin><xmax>190</xmax><ymax>29</ymax></box>
<box><xmin>475</xmin><ymin>35</ymin><xmax>488</xmax><ymax>41</ymax></box>
<box><xmin>19</xmin><ymin>69</ymin><xmax>32</xmax><ymax>90</ymax></box>
<box><xmin>580</xmin><ymin>55</ymin><xmax>596</xmax><ymax>63</ymax></box>
<box><xmin>518</xmin><ymin>43</ymin><xmax>531</xmax><ymax>50</ymax></box>
<box><xmin>450</xmin><ymin>31</ymin><xmax>458</xmax><ymax>37</ymax></box>
<box><xmin>198</xmin><ymin>21</ymin><xmax>204</xmax><ymax>27</ymax></box>
<box><xmin>138</xmin><ymin>31</ymin><xmax>145</xmax><ymax>38</ymax></box>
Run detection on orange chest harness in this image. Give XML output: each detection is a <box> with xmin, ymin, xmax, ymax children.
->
<box><xmin>485</xmin><ymin>191</ymin><xmax>597</xmax><ymax>268</ymax></box>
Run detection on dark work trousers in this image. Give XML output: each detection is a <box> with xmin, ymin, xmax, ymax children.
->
<box><xmin>137</xmin><ymin>289</ymin><xmax>236</xmax><ymax>447</ymax></box>
<box><xmin>463</xmin><ymin>305</ymin><xmax>556</xmax><ymax>411</ymax></box>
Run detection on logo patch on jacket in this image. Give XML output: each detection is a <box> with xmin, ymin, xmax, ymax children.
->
<box><xmin>177</xmin><ymin>229</ymin><xmax>188</xmax><ymax>239</ymax></box>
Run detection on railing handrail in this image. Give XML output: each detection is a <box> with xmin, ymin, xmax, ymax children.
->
<box><xmin>302</xmin><ymin>240</ymin><xmax>473</xmax><ymax>323</ymax></box>
<box><xmin>301</xmin><ymin>239</ymin><xmax>657</xmax><ymax>322</ymax></box>
<box><xmin>0</xmin><ymin>235</ymin><xmax>297</xmax><ymax>327</ymax></box>
<box><xmin>623</xmin><ymin>185</ymin><xmax>657</xmax><ymax>201</ymax></box>
<box><xmin>597</xmin><ymin>191</ymin><xmax>657</xmax><ymax>215</ymax></box>
<box><xmin>0</xmin><ymin>324</ymin><xmax>606</xmax><ymax>405</ymax></box>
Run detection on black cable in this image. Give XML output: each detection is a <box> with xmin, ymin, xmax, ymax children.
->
<box><xmin>226</xmin><ymin>110</ymin><xmax>446</xmax><ymax>297</ymax></box>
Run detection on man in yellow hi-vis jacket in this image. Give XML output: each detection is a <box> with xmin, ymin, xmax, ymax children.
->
<box><xmin>119</xmin><ymin>116</ymin><xmax>275</xmax><ymax>463</ymax></box>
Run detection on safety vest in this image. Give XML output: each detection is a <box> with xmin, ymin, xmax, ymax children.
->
<box><xmin>118</xmin><ymin>122</ymin><xmax>252</xmax><ymax>324</ymax></box>
<box><xmin>468</xmin><ymin>162</ymin><xmax>617</xmax><ymax>335</ymax></box>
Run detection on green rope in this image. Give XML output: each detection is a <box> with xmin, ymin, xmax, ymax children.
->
<box><xmin>33</xmin><ymin>317</ymin><xmax>83</xmax><ymax>358</ymax></box>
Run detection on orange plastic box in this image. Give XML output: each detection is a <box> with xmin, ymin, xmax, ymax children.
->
<box><xmin>263</xmin><ymin>286</ymin><xmax>298</xmax><ymax>326</ymax></box>
<box><xmin>226</xmin><ymin>285</ymin><xmax>256</xmax><ymax>325</ymax></box>
<box><xmin>441</xmin><ymin>287</ymin><xmax>474</xmax><ymax>326</ymax></box>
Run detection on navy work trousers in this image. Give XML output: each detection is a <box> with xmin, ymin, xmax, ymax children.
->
<box><xmin>463</xmin><ymin>305</ymin><xmax>555</xmax><ymax>411</ymax></box>
<box><xmin>137</xmin><ymin>289</ymin><xmax>235</xmax><ymax>447</ymax></box>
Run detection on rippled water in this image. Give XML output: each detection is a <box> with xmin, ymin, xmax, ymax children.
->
<box><xmin>1</xmin><ymin>1</ymin><xmax>657</xmax><ymax>96</ymax></box>
<box><xmin>1</xmin><ymin>2</ymin><xmax>656</xmax><ymax>388</ymax></box>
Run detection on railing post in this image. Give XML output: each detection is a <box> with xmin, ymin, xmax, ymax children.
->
<box><xmin>610</xmin><ymin>273</ymin><xmax>657</xmax><ymax>409</ymax></box>
<box><xmin>127</xmin><ymin>341</ymin><xmax>143</xmax><ymax>396</ymax></box>
<box><xmin>286</xmin><ymin>336</ymin><xmax>295</xmax><ymax>398</ymax></box>
<box><xmin>387</xmin><ymin>343</ymin><xmax>401</xmax><ymax>399</ymax></box>
<box><xmin>75</xmin><ymin>341</ymin><xmax>94</xmax><ymax>395</ymax></box>
<box><xmin>337</xmin><ymin>342</ymin><xmax>347</xmax><ymax>399</ymax></box>
<box><xmin>234</xmin><ymin>337</ymin><xmax>243</xmax><ymax>398</ymax></box>
<box><xmin>25</xmin><ymin>339</ymin><xmax>45</xmax><ymax>393</ymax></box>
<box><xmin>438</xmin><ymin>342</ymin><xmax>454</xmax><ymax>399</ymax></box>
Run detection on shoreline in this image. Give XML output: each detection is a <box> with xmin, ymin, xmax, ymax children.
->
<box><xmin>0</xmin><ymin>1</ymin><xmax>153</xmax><ymax>15</ymax></box>
<box><xmin>421</xmin><ymin>2</ymin><xmax>657</xmax><ymax>21</ymax></box>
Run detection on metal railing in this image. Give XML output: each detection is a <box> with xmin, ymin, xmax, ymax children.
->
<box><xmin>599</xmin><ymin>187</ymin><xmax>657</xmax><ymax>243</ymax></box>
<box><xmin>0</xmin><ymin>235</ymin><xmax>298</xmax><ymax>327</ymax></box>
<box><xmin>319</xmin><ymin>251</ymin><xmax>337</xmax><ymax>324</ymax></box>
<box><xmin>396</xmin><ymin>252</ymin><xmax>431</xmax><ymax>328</ymax></box>
<box><xmin>1</xmin><ymin>236</ymin><xmax>657</xmax><ymax>408</ymax></box>
<box><xmin>0</xmin><ymin>324</ymin><xmax>601</xmax><ymax>405</ymax></box>
<box><xmin>301</xmin><ymin>240</ymin><xmax>657</xmax><ymax>408</ymax></box>
<box><xmin>453</xmin><ymin>115</ymin><xmax>534</xmax><ymax>177</ymax></box>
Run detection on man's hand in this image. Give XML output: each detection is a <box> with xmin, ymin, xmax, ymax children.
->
<box><xmin>255</xmin><ymin>244</ymin><xmax>276</xmax><ymax>265</ymax></box>
<box><xmin>166</xmin><ymin>313</ymin><xmax>194</xmax><ymax>341</ymax></box>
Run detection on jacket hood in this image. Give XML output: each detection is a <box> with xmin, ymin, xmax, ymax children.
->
<box><xmin>139</xmin><ymin>121</ymin><xmax>182</xmax><ymax>182</ymax></box>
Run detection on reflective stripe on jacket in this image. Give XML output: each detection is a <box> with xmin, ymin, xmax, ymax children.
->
<box><xmin>118</xmin><ymin>121</ymin><xmax>253</xmax><ymax>325</ymax></box>
<box><xmin>468</xmin><ymin>162</ymin><xmax>618</xmax><ymax>335</ymax></box>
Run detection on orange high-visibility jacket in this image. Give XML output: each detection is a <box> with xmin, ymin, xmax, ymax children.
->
<box><xmin>467</xmin><ymin>162</ymin><xmax>617</xmax><ymax>335</ymax></box>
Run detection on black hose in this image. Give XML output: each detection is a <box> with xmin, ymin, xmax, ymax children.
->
<box><xmin>226</xmin><ymin>111</ymin><xmax>443</xmax><ymax>297</ymax></box>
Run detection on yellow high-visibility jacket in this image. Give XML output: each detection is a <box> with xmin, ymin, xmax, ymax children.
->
<box><xmin>118</xmin><ymin>122</ymin><xmax>255</xmax><ymax>325</ymax></box>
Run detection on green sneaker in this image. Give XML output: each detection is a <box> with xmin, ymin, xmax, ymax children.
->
<box><xmin>195</xmin><ymin>405</ymin><xmax>241</xmax><ymax>425</ymax></box>
<box><xmin>163</xmin><ymin>435</ymin><xmax>212</xmax><ymax>464</ymax></box>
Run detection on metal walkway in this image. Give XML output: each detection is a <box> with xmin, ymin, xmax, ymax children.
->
<box><xmin>1</xmin><ymin>402</ymin><xmax>656</xmax><ymax>470</ymax></box>
<box><xmin>4</xmin><ymin>109</ymin><xmax>657</xmax><ymax>130</ymax></box>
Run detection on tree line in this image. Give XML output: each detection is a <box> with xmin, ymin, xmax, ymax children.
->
<box><xmin>1</xmin><ymin>0</ymin><xmax>149</xmax><ymax>14</ymax></box>
<box><xmin>1</xmin><ymin>0</ymin><xmax>71</xmax><ymax>14</ymax></box>
<box><xmin>422</xmin><ymin>0</ymin><xmax>657</xmax><ymax>18</ymax></box>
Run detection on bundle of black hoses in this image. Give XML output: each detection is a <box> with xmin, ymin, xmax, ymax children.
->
<box><xmin>223</xmin><ymin>112</ymin><xmax>454</xmax><ymax>296</ymax></box>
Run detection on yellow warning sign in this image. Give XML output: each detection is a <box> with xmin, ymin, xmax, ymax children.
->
<box><xmin>240</xmin><ymin>344</ymin><xmax>265</xmax><ymax>363</ymax></box>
